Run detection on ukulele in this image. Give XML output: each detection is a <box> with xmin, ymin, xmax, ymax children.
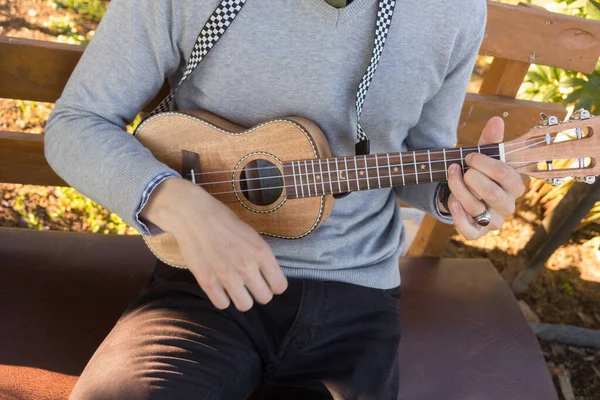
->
<box><xmin>134</xmin><ymin>109</ymin><xmax>599</xmax><ymax>269</ymax></box>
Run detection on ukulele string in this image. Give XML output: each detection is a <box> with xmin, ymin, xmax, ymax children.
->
<box><xmin>206</xmin><ymin>138</ymin><xmax>555</xmax><ymax>197</ymax></box>
<box><xmin>193</xmin><ymin>135</ymin><xmax>551</xmax><ymax>189</ymax></box>
<box><xmin>185</xmin><ymin>133</ymin><xmax>558</xmax><ymax>179</ymax></box>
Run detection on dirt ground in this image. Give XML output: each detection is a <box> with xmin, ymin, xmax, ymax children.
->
<box><xmin>2</xmin><ymin>0</ymin><xmax>600</xmax><ymax>398</ymax></box>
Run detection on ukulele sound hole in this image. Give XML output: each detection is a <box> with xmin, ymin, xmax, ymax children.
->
<box><xmin>239</xmin><ymin>159</ymin><xmax>283</xmax><ymax>206</ymax></box>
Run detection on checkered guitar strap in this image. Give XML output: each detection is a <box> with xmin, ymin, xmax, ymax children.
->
<box><xmin>148</xmin><ymin>0</ymin><xmax>248</xmax><ymax>117</ymax></box>
<box><xmin>354</xmin><ymin>0</ymin><xmax>396</xmax><ymax>156</ymax></box>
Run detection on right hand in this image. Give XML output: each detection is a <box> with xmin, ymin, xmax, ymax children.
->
<box><xmin>140</xmin><ymin>178</ymin><xmax>288</xmax><ymax>311</ymax></box>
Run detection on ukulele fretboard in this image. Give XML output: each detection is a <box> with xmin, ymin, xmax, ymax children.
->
<box><xmin>283</xmin><ymin>145</ymin><xmax>502</xmax><ymax>199</ymax></box>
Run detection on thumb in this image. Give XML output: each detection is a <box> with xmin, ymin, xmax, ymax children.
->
<box><xmin>478</xmin><ymin>116</ymin><xmax>505</xmax><ymax>146</ymax></box>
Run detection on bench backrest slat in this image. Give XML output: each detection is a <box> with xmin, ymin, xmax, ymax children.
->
<box><xmin>0</xmin><ymin>131</ymin><xmax>66</xmax><ymax>186</ymax></box>
<box><xmin>0</xmin><ymin>36</ymin><xmax>169</xmax><ymax>110</ymax></box>
<box><xmin>482</xmin><ymin>2</ymin><xmax>600</xmax><ymax>74</ymax></box>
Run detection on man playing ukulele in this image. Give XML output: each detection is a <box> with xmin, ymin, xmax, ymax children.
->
<box><xmin>45</xmin><ymin>0</ymin><xmax>525</xmax><ymax>398</ymax></box>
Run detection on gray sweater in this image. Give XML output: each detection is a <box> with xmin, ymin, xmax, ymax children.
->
<box><xmin>45</xmin><ymin>0</ymin><xmax>486</xmax><ymax>289</ymax></box>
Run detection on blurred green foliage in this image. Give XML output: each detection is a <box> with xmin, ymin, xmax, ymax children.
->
<box><xmin>519</xmin><ymin>0</ymin><xmax>600</xmax><ymax>115</ymax></box>
<box><xmin>6</xmin><ymin>185</ymin><xmax>136</xmax><ymax>235</ymax></box>
<box><xmin>521</xmin><ymin>62</ymin><xmax>600</xmax><ymax>115</ymax></box>
<box><xmin>48</xmin><ymin>0</ymin><xmax>106</xmax><ymax>44</ymax></box>
<box><xmin>53</xmin><ymin>187</ymin><xmax>133</xmax><ymax>235</ymax></box>
<box><xmin>554</xmin><ymin>0</ymin><xmax>600</xmax><ymax>18</ymax></box>
<box><xmin>45</xmin><ymin>14</ymin><xmax>90</xmax><ymax>44</ymax></box>
<box><xmin>52</xmin><ymin>0</ymin><xmax>106</xmax><ymax>23</ymax></box>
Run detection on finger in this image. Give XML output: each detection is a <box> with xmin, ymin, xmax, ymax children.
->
<box><xmin>450</xmin><ymin>196</ymin><xmax>506</xmax><ymax>238</ymax></box>
<box><xmin>487</xmin><ymin>209</ymin><xmax>505</xmax><ymax>232</ymax></box>
<box><xmin>465</xmin><ymin>153</ymin><xmax>525</xmax><ymax>198</ymax></box>
<box><xmin>463</xmin><ymin>168</ymin><xmax>514</xmax><ymax>215</ymax></box>
<box><xmin>220</xmin><ymin>271</ymin><xmax>254</xmax><ymax>312</ymax></box>
<box><xmin>243</xmin><ymin>268</ymin><xmax>274</xmax><ymax>305</ymax></box>
<box><xmin>447</xmin><ymin>163</ymin><xmax>486</xmax><ymax>218</ymax></box>
<box><xmin>448</xmin><ymin>196</ymin><xmax>486</xmax><ymax>240</ymax></box>
<box><xmin>478</xmin><ymin>116</ymin><xmax>504</xmax><ymax>146</ymax></box>
<box><xmin>258</xmin><ymin>249</ymin><xmax>288</xmax><ymax>295</ymax></box>
<box><xmin>179</xmin><ymin>242</ymin><xmax>231</xmax><ymax>309</ymax></box>
<box><xmin>195</xmin><ymin>271</ymin><xmax>231</xmax><ymax>310</ymax></box>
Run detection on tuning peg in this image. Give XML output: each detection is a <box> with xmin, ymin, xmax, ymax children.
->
<box><xmin>570</xmin><ymin>108</ymin><xmax>591</xmax><ymax>120</ymax></box>
<box><xmin>575</xmin><ymin>176</ymin><xmax>596</xmax><ymax>184</ymax></box>
<box><xmin>546</xmin><ymin>177</ymin><xmax>565</xmax><ymax>186</ymax></box>
<box><xmin>540</xmin><ymin>113</ymin><xmax>559</xmax><ymax>126</ymax></box>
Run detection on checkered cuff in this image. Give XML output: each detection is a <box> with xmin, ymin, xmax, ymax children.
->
<box><xmin>134</xmin><ymin>171</ymin><xmax>180</xmax><ymax>236</ymax></box>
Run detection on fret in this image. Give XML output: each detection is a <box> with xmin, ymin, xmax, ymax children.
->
<box><xmin>477</xmin><ymin>145</ymin><xmax>481</xmax><ymax>154</ymax></box>
<box><xmin>333</xmin><ymin>159</ymin><xmax>341</xmax><ymax>193</ymax></box>
<box><xmin>311</xmin><ymin>160</ymin><xmax>318</xmax><ymax>195</ymax></box>
<box><xmin>460</xmin><ymin>147</ymin><xmax>464</xmax><ymax>172</ymax></box>
<box><xmin>375</xmin><ymin>154</ymin><xmax>381</xmax><ymax>188</ymax></box>
<box><xmin>387</xmin><ymin>153</ymin><xmax>393</xmax><ymax>187</ymax></box>
<box><xmin>413</xmin><ymin>151</ymin><xmax>419</xmax><ymax>184</ymax></box>
<box><xmin>304</xmin><ymin>161</ymin><xmax>311</xmax><ymax>197</ymax></box>
<box><xmin>364</xmin><ymin>155</ymin><xmax>370</xmax><ymax>190</ymax></box>
<box><xmin>291</xmin><ymin>161</ymin><xmax>299</xmax><ymax>198</ymax></box>
<box><xmin>443</xmin><ymin>149</ymin><xmax>448</xmax><ymax>180</ymax></box>
<box><xmin>343</xmin><ymin>157</ymin><xmax>351</xmax><ymax>192</ymax></box>
<box><xmin>297</xmin><ymin>161</ymin><xmax>305</xmax><ymax>198</ymax></box>
<box><xmin>318</xmin><ymin>159</ymin><xmax>326</xmax><ymax>195</ymax></box>
<box><xmin>427</xmin><ymin>150</ymin><xmax>433</xmax><ymax>182</ymax></box>
<box><xmin>399</xmin><ymin>152</ymin><xmax>405</xmax><ymax>185</ymax></box>
<box><xmin>476</xmin><ymin>144</ymin><xmax>501</xmax><ymax>158</ymax></box>
<box><xmin>354</xmin><ymin>157</ymin><xmax>360</xmax><ymax>191</ymax></box>
<box><xmin>326</xmin><ymin>159</ymin><xmax>334</xmax><ymax>195</ymax></box>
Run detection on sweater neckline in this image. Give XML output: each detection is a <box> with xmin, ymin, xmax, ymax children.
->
<box><xmin>300</xmin><ymin>0</ymin><xmax>377</xmax><ymax>26</ymax></box>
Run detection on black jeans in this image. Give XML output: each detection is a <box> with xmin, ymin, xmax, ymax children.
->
<box><xmin>70</xmin><ymin>261</ymin><xmax>402</xmax><ymax>400</ymax></box>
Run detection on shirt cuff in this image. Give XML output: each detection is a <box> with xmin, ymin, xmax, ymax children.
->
<box><xmin>134</xmin><ymin>171</ymin><xmax>180</xmax><ymax>236</ymax></box>
<box><xmin>433</xmin><ymin>183</ymin><xmax>454</xmax><ymax>225</ymax></box>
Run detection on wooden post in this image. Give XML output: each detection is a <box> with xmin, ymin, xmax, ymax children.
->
<box><xmin>407</xmin><ymin>215</ymin><xmax>456</xmax><ymax>257</ymax></box>
<box><xmin>478</xmin><ymin>59</ymin><xmax>531</xmax><ymax>97</ymax></box>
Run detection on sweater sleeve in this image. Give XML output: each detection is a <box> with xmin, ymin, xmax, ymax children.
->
<box><xmin>44</xmin><ymin>0</ymin><xmax>183</xmax><ymax>235</ymax></box>
<box><xmin>394</xmin><ymin>7</ymin><xmax>486</xmax><ymax>224</ymax></box>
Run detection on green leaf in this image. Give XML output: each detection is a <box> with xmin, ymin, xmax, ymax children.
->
<box><xmin>563</xmin><ymin>77</ymin><xmax>588</xmax><ymax>87</ymax></box>
<box><xmin>575</xmin><ymin>98</ymin><xmax>594</xmax><ymax>111</ymax></box>
<box><xmin>564</xmin><ymin>88</ymin><xmax>583</xmax><ymax>104</ymax></box>
<box><xmin>542</xmin><ymin>87</ymin><xmax>560</xmax><ymax>103</ymax></box>
<box><xmin>587</xmin><ymin>0</ymin><xmax>600</xmax><ymax>20</ymax></box>
<box><xmin>527</xmin><ymin>70</ymin><xmax>548</xmax><ymax>85</ymax></box>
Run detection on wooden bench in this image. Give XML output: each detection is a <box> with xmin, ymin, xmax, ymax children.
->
<box><xmin>0</xmin><ymin>228</ymin><xmax>556</xmax><ymax>399</ymax></box>
<box><xmin>4</xmin><ymin>1</ymin><xmax>597</xmax><ymax>398</ymax></box>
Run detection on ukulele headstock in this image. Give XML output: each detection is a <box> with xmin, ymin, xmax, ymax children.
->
<box><xmin>504</xmin><ymin>109</ymin><xmax>600</xmax><ymax>186</ymax></box>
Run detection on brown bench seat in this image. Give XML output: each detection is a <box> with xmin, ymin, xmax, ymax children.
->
<box><xmin>0</xmin><ymin>228</ymin><xmax>556</xmax><ymax>399</ymax></box>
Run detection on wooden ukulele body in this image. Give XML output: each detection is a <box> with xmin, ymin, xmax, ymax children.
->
<box><xmin>135</xmin><ymin>110</ymin><xmax>335</xmax><ymax>268</ymax></box>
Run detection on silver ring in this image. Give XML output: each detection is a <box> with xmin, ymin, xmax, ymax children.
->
<box><xmin>474</xmin><ymin>207</ymin><xmax>491</xmax><ymax>227</ymax></box>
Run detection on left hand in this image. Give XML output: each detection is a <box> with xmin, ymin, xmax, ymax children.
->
<box><xmin>442</xmin><ymin>117</ymin><xmax>526</xmax><ymax>240</ymax></box>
